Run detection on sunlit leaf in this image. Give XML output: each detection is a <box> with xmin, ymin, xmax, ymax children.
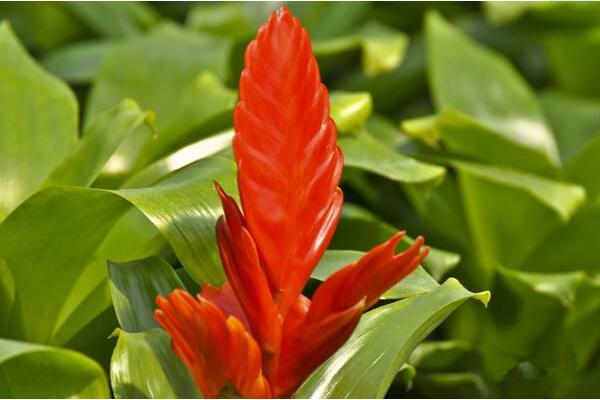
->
<box><xmin>109</xmin><ymin>256</ymin><xmax>185</xmax><ymax>333</ymax></box>
<box><xmin>0</xmin><ymin>157</ymin><xmax>235</xmax><ymax>345</ymax></box>
<box><xmin>43</xmin><ymin>99</ymin><xmax>155</xmax><ymax>188</ymax></box>
<box><xmin>426</xmin><ymin>12</ymin><xmax>559</xmax><ymax>166</ymax></box>
<box><xmin>0</xmin><ymin>338</ymin><xmax>109</xmax><ymax>398</ymax></box>
<box><xmin>110</xmin><ymin>329</ymin><xmax>200</xmax><ymax>399</ymax></box>
<box><xmin>0</xmin><ymin>22</ymin><xmax>78</xmax><ymax>219</ymax></box>
<box><xmin>42</xmin><ymin>40</ymin><xmax>112</xmax><ymax>84</ymax></box>
<box><xmin>297</xmin><ymin>278</ymin><xmax>489</xmax><ymax>398</ymax></box>
<box><xmin>341</xmin><ymin>132</ymin><xmax>445</xmax><ymax>185</ymax></box>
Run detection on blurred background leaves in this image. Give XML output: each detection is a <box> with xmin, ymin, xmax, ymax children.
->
<box><xmin>0</xmin><ymin>1</ymin><xmax>598</xmax><ymax>398</ymax></box>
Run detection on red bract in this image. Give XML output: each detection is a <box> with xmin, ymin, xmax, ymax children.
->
<box><xmin>155</xmin><ymin>6</ymin><xmax>429</xmax><ymax>398</ymax></box>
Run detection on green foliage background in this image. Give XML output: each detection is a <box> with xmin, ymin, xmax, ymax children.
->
<box><xmin>0</xmin><ymin>1</ymin><xmax>598</xmax><ymax>398</ymax></box>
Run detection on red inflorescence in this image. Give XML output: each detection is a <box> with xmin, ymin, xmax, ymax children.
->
<box><xmin>155</xmin><ymin>6</ymin><xmax>429</xmax><ymax>398</ymax></box>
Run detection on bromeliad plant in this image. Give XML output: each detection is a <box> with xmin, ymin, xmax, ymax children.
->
<box><xmin>154</xmin><ymin>7</ymin><xmax>429</xmax><ymax>398</ymax></box>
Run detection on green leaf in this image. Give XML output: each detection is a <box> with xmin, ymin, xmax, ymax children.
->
<box><xmin>123</xmin><ymin>129</ymin><xmax>234</xmax><ymax>188</ymax></box>
<box><xmin>339</xmin><ymin>36</ymin><xmax>427</xmax><ymax>114</ymax></box>
<box><xmin>64</xmin><ymin>2</ymin><xmax>159</xmax><ymax>38</ymax></box>
<box><xmin>314</xmin><ymin>20</ymin><xmax>409</xmax><ymax>76</ymax></box>
<box><xmin>186</xmin><ymin>2</ymin><xmax>269</xmax><ymax>41</ymax></box>
<box><xmin>476</xmin><ymin>267</ymin><xmax>589</xmax><ymax>379</ymax></box>
<box><xmin>564</xmin><ymin>135</ymin><xmax>600</xmax><ymax>202</ymax></box>
<box><xmin>43</xmin><ymin>99</ymin><xmax>155</xmax><ymax>188</ymax></box>
<box><xmin>0</xmin><ymin>22</ymin><xmax>78</xmax><ymax>219</ymax></box>
<box><xmin>41</xmin><ymin>40</ymin><xmax>112</xmax><ymax>84</ymax></box>
<box><xmin>0</xmin><ymin>257</ymin><xmax>14</xmax><ymax>330</ymax></box>
<box><xmin>313</xmin><ymin>250</ymin><xmax>439</xmax><ymax>299</ymax></box>
<box><xmin>109</xmin><ymin>256</ymin><xmax>185</xmax><ymax>333</ymax></box>
<box><xmin>110</xmin><ymin>329</ymin><xmax>200</xmax><ymax>399</ymax></box>
<box><xmin>426</xmin><ymin>12</ymin><xmax>559</xmax><ymax>166</ymax></box>
<box><xmin>0</xmin><ymin>338</ymin><xmax>109</xmax><ymax>398</ymax></box>
<box><xmin>341</xmin><ymin>132</ymin><xmax>446</xmax><ymax>185</ymax></box>
<box><xmin>544</xmin><ymin>27</ymin><xmax>600</xmax><ymax>97</ymax></box>
<box><xmin>297</xmin><ymin>278</ymin><xmax>489</xmax><ymax>398</ymax></box>
<box><xmin>331</xmin><ymin>203</ymin><xmax>461</xmax><ymax>280</ymax></box>
<box><xmin>0</xmin><ymin>157</ymin><xmax>235</xmax><ymax>345</ymax></box>
<box><xmin>86</xmin><ymin>25</ymin><xmax>232</xmax><ymax>183</ymax></box>
<box><xmin>0</xmin><ymin>3</ymin><xmax>86</xmax><ymax>51</ymax></box>
<box><xmin>523</xmin><ymin>201</ymin><xmax>600</xmax><ymax>274</ymax></box>
<box><xmin>454</xmin><ymin>161</ymin><xmax>585</xmax><ymax>278</ymax></box>
<box><xmin>539</xmin><ymin>90</ymin><xmax>600</xmax><ymax>163</ymax></box>
<box><xmin>134</xmin><ymin>71</ymin><xmax>236</xmax><ymax>168</ymax></box>
<box><xmin>413</xmin><ymin>372</ymin><xmax>490</xmax><ymax>398</ymax></box>
<box><xmin>402</xmin><ymin>110</ymin><xmax>558</xmax><ymax>175</ymax></box>
<box><xmin>330</xmin><ymin>91</ymin><xmax>373</xmax><ymax>133</ymax></box>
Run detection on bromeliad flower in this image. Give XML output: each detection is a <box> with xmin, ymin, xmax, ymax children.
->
<box><xmin>155</xmin><ymin>6</ymin><xmax>429</xmax><ymax>398</ymax></box>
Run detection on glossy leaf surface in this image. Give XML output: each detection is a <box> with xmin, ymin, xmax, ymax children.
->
<box><xmin>297</xmin><ymin>279</ymin><xmax>489</xmax><ymax>398</ymax></box>
<box><xmin>0</xmin><ymin>338</ymin><xmax>109</xmax><ymax>398</ymax></box>
<box><xmin>110</xmin><ymin>329</ymin><xmax>200</xmax><ymax>399</ymax></box>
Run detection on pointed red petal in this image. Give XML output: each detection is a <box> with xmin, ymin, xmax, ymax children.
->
<box><xmin>214</xmin><ymin>183</ymin><xmax>281</xmax><ymax>354</ymax></box>
<box><xmin>155</xmin><ymin>289</ymin><xmax>229</xmax><ymax>398</ymax></box>
<box><xmin>309</xmin><ymin>233</ymin><xmax>430</xmax><ymax>320</ymax></box>
<box><xmin>275</xmin><ymin>298</ymin><xmax>365</xmax><ymax>397</ymax></box>
<box><xmin>200</xmin><ymin>281</ymin><xmax>250</xmax><ymax>329</ymax></box>
<box><xmin>234</xmin><ymin>6</ymin><xmax>344</xmax><ymax>316</ymax></box>
<box><xmin>227</xmin><ymin>317</ymin><xmax>273</xmax><ymax>398</ymax></box>
<box><xmin>155</xmin><ymin>289</ymin><xmax>272</xmax><ymax>398</ymax></box>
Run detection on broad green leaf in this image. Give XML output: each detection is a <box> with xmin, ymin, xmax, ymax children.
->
<box><xmin>186</xmin><ymin>2</ymin><xmax>271</xmax><ymax>41</ymax></box>
<box><xmin>64</xmin><ymin>2</ymin><xmax>159</xmax><ymax>38</ymax></box>
<box><xmin>426</xmin><ymin>12</ymin><xmax>559</xmax><ymax>166</ymax></box>
<box><xmin>313</xmin><ymin>250</ymin><xmax>439</xmax><ymax>299</ymax></box>
<box><xmin>477</xmin><ymin>267</ymin><xmax>590</xmax><ymax>379</ymax></box>
<box><xmin>564</xmin><ymin>134</ymin><xmax>600</xmax><ymax>202</ymax></box>
<box><xmin>86</xmin><ymin>25</ymin><xmax>232</xmax><ymax>183</ymax></box>
<box><xmin>0</xmin><ymin>187</ymin><xmax>129</xmax><ymax>343</ymax></box>
<box><xmin>485</xmin><ymin>1</ymin><xmax>600</xmax><ymax>26</ymax></box>
<box><xmin>412</xmin><ymin>372</ymin><xmax>490</xmax><ymax>398</ymax></box>
<box><xmin>330</xmin><ymin>91</ymin><xmax>373</xmax><ymax>133</ymax></box>
<box><xmin>87</xmin><ymin>25</ymin><xmax>231</xmax><ymax>124</ymax></box>
<box><xmin>341</xmin><ymin>132</ymin><xmax>445</xmax><ymax>185</ymax></box>
<box><xmin>109</xmin><ymin>256</ymin><xmax>185</xmax><ymax>332</ymax></box>
<box><xmin>332</xmin><ymin>203</ymin><xmax>460</xmax><ymax>280</ymax></box>
<box><xmin>340</xmin><ymin>36</ymin><xmax>426</xmax><ymax>114</ymax></box>
<box><xmin>0</xmin><ymin>22</ymin><xmax>78</xmax><ymax>219</ymax></box>
<box><xmin>455</xmin><ymin>161</ymin><xmax>585</xmax><ymax>277</ymax></box>
<box><xmin>288</xmin><ymin>2</ymin><xmax>371</xmax><ymax>40</ymax></box>
<box><xmin>110</xmin><ymin>329</ymin><xmax>200</xmax><ymax>399</ymax></box>
<box><xmin>124</xmin><ymin>129</ymin><xmax>234</xmax><ymax>188</ymax></box>
<box><xmin>409</xmin><ymin>340</ymin><xmax>476</xmax><ymax>372</ymax></box>
<box><xmin>43</xmin><ymin>99</ymin><xmax>155</xmax><ymax>188</ymax></box>
<box><xmin>544</xmin><ymin>28</ymin><xmax>600</xmax><ymax>97</ymax></box>
<box><xmin>402</xmin><ymin>110</ymin><xmax>558</xmax><ymax>175</ymax></box>
<box><xmin>0</xmin><ymin>157</ymin><xmax>235</xmax><ymax>345</ymax></box>
<box><xmin>0</xmin><ymin>3</ymin><xmax>85</xmax><ymax>51</ymax></box>
<box><xmin>539</xmin><ymin>90</ymin><xmax>600</xmax><ymax>163</ymax></box>
<box><xmin>0</xmin><ymin>258</ymin><xmax>14</xmax><ymax>330</ymax></box>
<box><xmin>314</xmin><ymin>20</ymin><xmax>409</xmax><ymax>76</ymax></box>
<box><xmin>118</xmin><ymin>156</ymin><xmax>236</xmax><ymax>284</ymax></box>
<box><xmin>42</xmin><ymin>40</ymin><xmax>112</xmax><ymax>84</ymax></box>
<box><xmin>297</xmin><ymin>278</ymin><xmax>489</xmax><ymax>398</ymax></box>
<box><xmin>134</xmin><ymin>71</ymin><xmax>236</xmax><ymax>168</ymax></box>
<box><xmin>0</xmin><ymin>338</ymin><xmax>109</xmax><ymax>398</ymax></box>
<box><xmin>523</xmin><ymin>201</ymin><xmax>600</xmax><ymax>274</ymax></box>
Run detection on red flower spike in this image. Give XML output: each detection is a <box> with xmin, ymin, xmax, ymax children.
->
<box><xmin>214</xmin><ymin>183</ymin><xmax>281</xmax><ymax>354</ymax></box>
<box><xmin>156</xmin><ymin>6</ymin><xmax>431</xmax><ymax>399</ymax></box>
<box><xmin>234</xmin><ymin>6</ymin><xmax>344</xmax><ymax>315</ymax></box>
<box><xmin>155</xmin><ymin>289</ymin><xmax>271</xmax><ymax>398</ymax></box>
